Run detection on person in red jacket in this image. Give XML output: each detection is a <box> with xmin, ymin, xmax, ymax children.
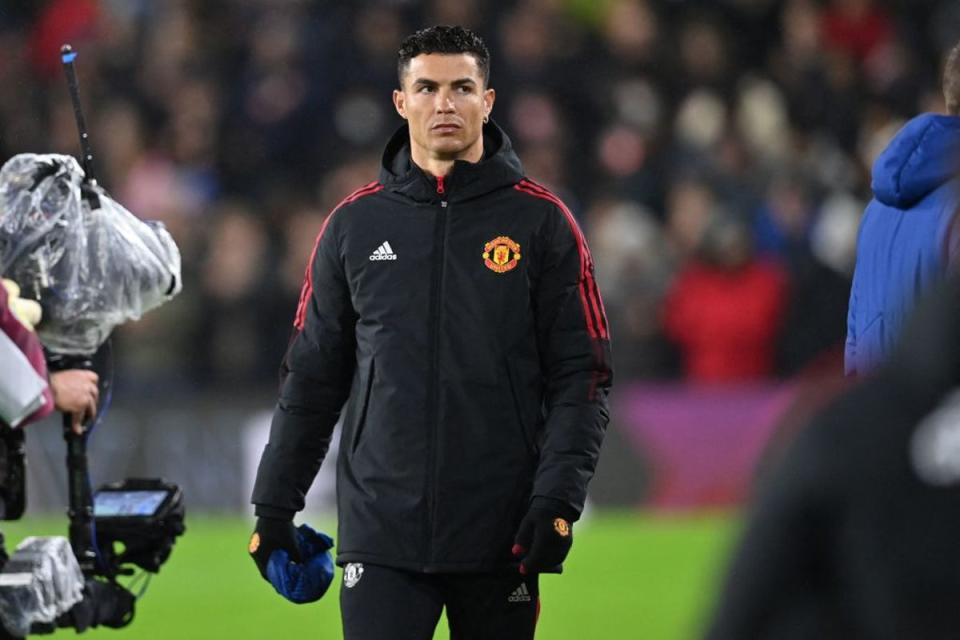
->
<box><xmin>664</xmin><ymin>214</ymin><xmax>788</xmax><ymax>382</ymax></box>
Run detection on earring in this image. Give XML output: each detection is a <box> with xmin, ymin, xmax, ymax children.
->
<box><xmin>483</xmin><ymin>115</ymin><xmax>489</xmax><ymax>124</ymax></box>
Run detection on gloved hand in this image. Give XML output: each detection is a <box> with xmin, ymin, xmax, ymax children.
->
<box><xmin>249</xmin><ymin>519</ymin><xmax>335</xmax><ymax>604</ymax></box>
<box><xmin>511</xmin><ymin>505</ymin><xmax>574</xmax><ymax>575</ymax></box>
<box><xmin>249</xmin><ymin>517</ymin><xmax>301</xmax><ymax>579</ymax></box>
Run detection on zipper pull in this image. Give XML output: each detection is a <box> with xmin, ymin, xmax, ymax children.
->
<box><xmin>436</xmin><ymin>175</ymin><xmax>445</xmax><ymax>195</ymax></box>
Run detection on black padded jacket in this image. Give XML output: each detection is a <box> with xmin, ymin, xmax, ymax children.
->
<box><xmin>252</xmin><ymin>121</ymin><xmax>612</xmax><ymax>572</ymax></box>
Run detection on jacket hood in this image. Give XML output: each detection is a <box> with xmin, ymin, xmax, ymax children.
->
<box><xmin>872</xmin><ymin>113</ymin><xmax>960</xmax><ymax>208</ymax></box>
<box><xmin>377</xmin><ymin>119</ymin><xmax>524</xmax><ymax>203</ymax></box>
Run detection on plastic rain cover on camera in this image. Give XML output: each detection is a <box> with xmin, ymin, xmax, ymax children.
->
<box><xmin>0</xmin><ymin>153</ymin><xmax>182</xmax><ymax>355</ymax></box>
<box><xmin>0</xmin><ymin>536</ymin><xmax>84</xmax><ymax>637</ymax></box>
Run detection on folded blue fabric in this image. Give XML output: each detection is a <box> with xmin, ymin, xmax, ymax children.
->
<box><xmin>265</xmin><ymin>524</ymin><xmax>335</xmax><ymax>604</ymax></box>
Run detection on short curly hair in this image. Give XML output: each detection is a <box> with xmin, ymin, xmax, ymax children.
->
<box><xmin>397</xmin><ymin>25</ymin><xmax>491</xmax><ymax>88</ymax></box>
<box><xmin>946</xmin><ymin>41</ymin><xmax>960</xmax><ymax>115</ymax></box>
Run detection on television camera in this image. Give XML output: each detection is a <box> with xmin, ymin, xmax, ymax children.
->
<box><xmin>0</xmin><ymin>45</ymin><xmax>185</xmax><ymax>637</ymax></box>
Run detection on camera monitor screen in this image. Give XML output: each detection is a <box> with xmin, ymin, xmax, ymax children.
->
<box><xmin>94</xmin><ymin>490</ymin><xmax>169</xmax><ymax>517</ymax></box>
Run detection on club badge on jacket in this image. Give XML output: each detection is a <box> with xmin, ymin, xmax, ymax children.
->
<box><xmin>483</xmin><ymin>236</ymin><xmax>521</xmax><ymax>274</ymax></box>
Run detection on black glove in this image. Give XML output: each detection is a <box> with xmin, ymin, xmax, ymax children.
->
<box><xmin>249</xmin><ymin>516</ymin><xmax>301</xmax><ymax>580</ymax></box>
<box><xmin>512</xmin><ymin>504</ymin><xmax>574</xmax><ymax>575</ymax></box>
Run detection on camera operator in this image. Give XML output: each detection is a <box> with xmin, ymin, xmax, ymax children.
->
<box><xmin>0</xmin><ymin>133</ymin><xmax>185</xmax><ymax>635</ymax></box>
<box><xmin>1</xmin><ymin>278</ymin><xmax>99</xmax><ymax>433</ymax></box>
<box><xmin>0</xmin><ymin>279</ymin><xmax>135</xmax><ymax>638</ymax></box>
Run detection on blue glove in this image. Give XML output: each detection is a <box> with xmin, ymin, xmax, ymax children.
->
<box><xmin>265</xmin><ymin>524</ymin><xmax>335</xmax><ymax>604</ymax></box>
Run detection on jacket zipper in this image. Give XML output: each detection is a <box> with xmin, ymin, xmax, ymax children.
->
<box><xmin>423</xmin><ymin>175</ymin><xmax>448</xmax><ymax>567</ymax></box>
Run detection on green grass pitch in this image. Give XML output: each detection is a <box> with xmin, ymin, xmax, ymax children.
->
<box><xmin>1</xmin><ymin>512</ymin><xmax>737</xmax><ymax>639</ymax></box>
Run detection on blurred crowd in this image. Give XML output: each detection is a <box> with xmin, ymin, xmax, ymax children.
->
<box><xmin>0</xmin><ymin>0</ymin><xmax>957</xmax><ymax>393</ymax></box>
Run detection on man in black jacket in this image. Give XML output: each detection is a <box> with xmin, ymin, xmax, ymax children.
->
<box><xmin>248</xmin><ymin>26</ymin><xmax>612</xmax><ymax>640</ymax></box>
<box><xmin>705</xmin><ymin>276</ymin><xmax>960</xmax><ymax>639</ymax></box>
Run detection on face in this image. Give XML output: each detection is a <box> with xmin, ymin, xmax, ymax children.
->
<box><xmin>393</xmin><ymin>53</ymin><xmax>495</xmax><ymax>164</ymax></box>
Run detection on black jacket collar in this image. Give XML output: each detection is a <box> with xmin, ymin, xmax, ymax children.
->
<box><xmin>377</xmin><ymin>120</ymin><xmax>524</xmax><ymax>204</ymax></box>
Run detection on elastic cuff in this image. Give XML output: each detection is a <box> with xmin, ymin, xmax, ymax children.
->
<box><xmin>254</xmin><ymin>504</ymin><xmax>295</xmax><ymax>520</ymax></box>
<box><xmin>529</xmin><ymin>496</ymin><xmax>579</xmax><ymax>522</ymax></box>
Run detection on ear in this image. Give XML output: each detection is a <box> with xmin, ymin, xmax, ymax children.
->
<box><xmin>483</xmin><ymin>88</ymin><xmax>496</xmax><ymax>121</ymax></box>
<box><xmin>393</xmin><ymin>89</ymin><xmax>406</xmax><ymax>119</ymax></box>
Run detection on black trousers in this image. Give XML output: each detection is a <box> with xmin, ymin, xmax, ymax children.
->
<box><xmin>340</xmin><ymin>563</ymin><xmax>540</xmax><ymax>640</ymax></box>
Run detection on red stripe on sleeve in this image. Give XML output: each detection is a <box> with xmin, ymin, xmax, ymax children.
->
<box><xmin>293</xmin><ymin>182</ymin><xmax>383</xmax><ymax>330</ymax></box>
<box><xmin>514</xmin><ymin>182</ymin><xmax>600</xmax><ymax>339</ymax></box>
<box><xmin>514</xmin><ymin>180</ymin><xmax>609</xmax><ymax>340</ymax></box>
<box><xmin>524</xmin><ymin>179</ymin><xmax>610</xmax><ymax>339</ymax></box>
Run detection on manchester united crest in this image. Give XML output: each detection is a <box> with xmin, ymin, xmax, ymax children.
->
<box><xmin>344</xmin><ymin>563</ymin><xmax>364</xmax><ymax>588</ymax></box>
<box><xmin>482</xmin><ymin>236</ymin><xmax>521</xmax><ymax>274</ymax></box>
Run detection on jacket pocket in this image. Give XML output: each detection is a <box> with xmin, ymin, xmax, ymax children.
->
<box><xmin>504</xmin><ymin>358</ymin><xmax>540</xmax><ymax>457</ymax></box>
<box><xmin>350</xmin><ymin>358</ymin><xmax>375</xmax><ymax>455</ymax></box>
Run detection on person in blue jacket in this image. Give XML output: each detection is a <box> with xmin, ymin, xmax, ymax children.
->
<box><xmin>846</xmin><ymin>43</ymin><xmax>960</xmax><ymax>375</ymax></box>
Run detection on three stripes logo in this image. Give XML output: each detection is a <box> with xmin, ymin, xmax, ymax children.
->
<box><xmin>507</xmin><ymin>583</ymin><xmax>532</xmax><ymax>603</ymax></box>
<box><xmin>369</xmin><ymin>241</ymin><xmax>397</xmax><ymax>261</ymax></box>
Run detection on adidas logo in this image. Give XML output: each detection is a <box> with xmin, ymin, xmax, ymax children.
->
<box><xmin>369</xmin><ymin>241</ymin><xmax>397</xmax><ymax>261</ymax></box>
<box><xmin>507</xmin><ymin>583</ymin><xmax>532</xmax><ymax>603</ymax></box>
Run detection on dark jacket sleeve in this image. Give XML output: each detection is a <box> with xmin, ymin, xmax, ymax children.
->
<box><xmin>531</xmin><ymin>205</ymin><xmax>613</xmax><ymax>519</ymax></box>
<box><xmin>251</xmin><ymin>214</ymin><xmax>357</xmax><ymax>518</ymax></box>
<box><xmin>706</xmin><ymin>367</ymin><xmax>930</xmax><ymax>639</ymax></box>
